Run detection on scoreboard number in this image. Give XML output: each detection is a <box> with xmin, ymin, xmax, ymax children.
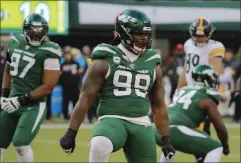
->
<box><xmin>19</xmin><ymin>2</ymin><xmax>51</xmax><ymax>22</ymax></box>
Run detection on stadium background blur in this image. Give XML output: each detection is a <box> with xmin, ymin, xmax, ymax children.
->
<box><xmin>0</xmin><ymin>0</ymin><xmax>240</xmax><ymax>162</ymax></box>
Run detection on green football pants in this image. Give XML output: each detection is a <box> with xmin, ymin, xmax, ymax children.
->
<box><xmin>0</xmin><ymin>102</ymin><xmax>47</xmax><ymax>148</ymax></box>
<box><xmin>154</xmin><ymin>125</ymin><xmax>222</xmax><ymax>156</ymax></box>
<box><xmin>92</xmin><ymin>118</ymin><xmax>157</xmax><ymax>163</ymax></box>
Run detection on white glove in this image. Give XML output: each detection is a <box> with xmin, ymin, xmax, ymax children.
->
<box><xmin>1</xmin><ymin>97</ymin><xmax>10</xmax><ymax>109</ymax></box>
<box><xmin>1</xmin><ymin>97</ymin><xmax>20</xmax><ymax>113</ymax></box>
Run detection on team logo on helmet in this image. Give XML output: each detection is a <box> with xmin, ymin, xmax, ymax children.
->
<box><xmin>118</xmin><ymin>15</ymin><xmax>137</xmax><ymax>23</ymax></box>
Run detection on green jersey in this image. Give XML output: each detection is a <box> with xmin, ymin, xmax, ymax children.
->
<box><xmin>7</xmin><ymin>34</ymin><xmax>61</xmax><ymax>101</ymax></box>
<box><xmin>92</xmin><ymin>44</ymin><xmax>161</xmax><ymax>117</ymax></box>
<box><xmin>167</xmin><ymin>84</ymin><xmax>221</xmax><ymax>128</ymax></box>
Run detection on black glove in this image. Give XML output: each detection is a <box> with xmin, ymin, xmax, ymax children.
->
<box><xmin>161</xmin><ymin>136</ymin><xmax>176</xmax><ymax>160</ymax></box>
<box><xmin>60</xmin><ymin>128</ymin><xmax>77</xmax><ymax>154</ymax></box>
<box><xmin>223</xmin><ymin>144</ymin><xmax>230</xmax><ymax>155</ymax></box>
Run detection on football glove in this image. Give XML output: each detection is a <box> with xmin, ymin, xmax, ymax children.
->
<box><xmin>60</xmin><ymin>128</ymin><xmax>77</xmax><ymax>155</ymax></box>
<box><xmin>161</xmin><ymin>136</ymin><xmax>176</xmax><ymax>160</ymax></box>
<box><xmin>1</xmin><ymin>94</ymin><xmax>32</xmax><ymax>113</ymax></box>
<box><xmin>1</xmin><ymin>97</ymin><xmax>20</xmax><ymax>113</ymax></box>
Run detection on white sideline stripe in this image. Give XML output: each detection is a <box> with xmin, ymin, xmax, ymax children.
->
<box><xmin>231</xmin><ymin>135</ymin><xmax>240</xmax><ymax>140</ymax></box>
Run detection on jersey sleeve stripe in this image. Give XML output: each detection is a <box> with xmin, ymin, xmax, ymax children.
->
<box><xmin>145</xmin><ymin>54</ymin><xmax>161</xmax><ymax>62</ymax></box>
<box><xmin>39</xmin><ymin>47</ymin><xmax>62</xmax><ymax>57</ymax></box>
<box><xmin>93</xmin><ymin>46</ymin><xmax>116</xmax><ymax>54</ymax></box>
<box><xmin>11</xmin><ymin>36</ymin><xmax>20</xmax><ymax>43</ymax></box>
<box><xmin>208</xmin><ymin>48</ymin><xmax>225</xmax><ymax>57</ymax></box>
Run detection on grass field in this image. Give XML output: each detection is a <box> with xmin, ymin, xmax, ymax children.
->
<box><xmin>2</xmin><ymin>121</ymin><xmax>240</xmax><ymax>162</ymax></box>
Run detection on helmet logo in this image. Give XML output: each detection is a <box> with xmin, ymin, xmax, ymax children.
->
<box><xmin>118</xmin><ymin>15</ymin><xmax>137</xmax><ymax>23</ymax></box>
<box><xmin>126</xmin><ymin>40</ymin><xmax>131</xmax><ymax>44</ymax></box>
<box><xmin>202</xmin><ymin>69</ymin><xmax>215</xmax><ymax>80</ymax></box>
<box><xmin>32</xmin><ymin>22</ymin><xmax>42</xmax><ymax>26</ymax></box>
<box><xmin>143</xmin><ymin>27</ymin><xmax>151</xmax><ymax>31</ymax></box>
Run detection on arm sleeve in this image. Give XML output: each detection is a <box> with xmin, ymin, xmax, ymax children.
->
<box><xmin>44</xmin><ymin>58</ymin><xmax>61</xmax><ymax>70</ymax></box>
<box><xmin>208</xmin><ymin>42</ymin><xmax>225</xmax><ymax>58</ymax></box>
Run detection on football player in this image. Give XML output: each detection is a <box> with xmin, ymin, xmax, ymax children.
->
<box><xmin>0</xmin><ymin>13</ymin><xmax>62</xmax><ymax>162</ymax></box>
<box><xmin>60</xmin><ymin>9</ymin><xmax>175</xmax><ymax>163</ymax></box>
<box><xmin>154</xmin><ymin>65</ymin><xmax>230</xmax><ymax>162</ymax></box>
<box><xmin>177</xmin><ymin>17</ymin><xmax>225</xmax><ymax>88</ymax></box>
<box><xmin>177</xmin><ymin>17</ymin><xmax>225</xmax><ymax>162</ymax></box>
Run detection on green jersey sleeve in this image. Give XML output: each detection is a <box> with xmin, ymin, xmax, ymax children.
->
<box><xmin>206</xmin><ymin>88</ymin><xmax>222</xmax><ymax>104</ymax></box>
<box><xmin>92</xmin><ymin>43</ymin><xmax>116</xmax><ymax>60</ymax></box>
<box><xmin>144</xmin><ymin>49</ymin><xmax>162</xmax><ymax>65</ymax></box>
<box><xmin>39</xmin><ymin>41</ymin><xmax>62</xmax><ymax>59</ymax></box>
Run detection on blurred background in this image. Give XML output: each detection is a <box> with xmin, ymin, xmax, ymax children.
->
<box><xmin>0</xmin><ymin>0</ymin><xmax>240</xmax><ymax>162</ymax></box>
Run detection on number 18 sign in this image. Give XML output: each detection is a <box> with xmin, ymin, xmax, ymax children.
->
<box><xmin>0</xmin><ymin>1</ymin><xmax>68</xmax><ymax>35</ymax></box>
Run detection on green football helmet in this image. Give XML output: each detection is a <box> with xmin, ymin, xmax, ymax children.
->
<box><xmin>192</xmin><ymin>65</ymin><xmax>218</xmax><ymax>88</ymax></box>
<box><xmin>115</xmin><ymin>9</ymin><xmax>152</xmax><ymax>54</ymax></box>
<box><xmin>23</xmin><ymin>13</ymin><xmax>49</xmax><ymax>46</ymax></box>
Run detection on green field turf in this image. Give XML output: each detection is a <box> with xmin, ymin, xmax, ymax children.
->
<box><xmin>2</xmin><ymin>122</ymin><xmax>240</xmax><ymax>162</ymax></box>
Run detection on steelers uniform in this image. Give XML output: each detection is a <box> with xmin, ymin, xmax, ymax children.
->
<box><xmin>184</xmin><ymin>38</ymin><xmax>225</xmax><ymax>85</ymax></box>
<box><xmin>0</xmin><ymin>34</ymin><xmax>61</xmax><ymax>148</ymax></box>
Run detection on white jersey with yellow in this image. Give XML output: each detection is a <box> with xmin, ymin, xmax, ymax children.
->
<box><xmin>184</xmin><ymin>38</ymin><xmax>225</xmax><ymax>85</ymax></box>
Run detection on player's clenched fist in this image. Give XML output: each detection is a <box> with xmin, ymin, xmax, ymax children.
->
<box><xmin>161</xmin><ymin>136</ymin><xmax>176</xmax><ymax>160</ymax></box>
<box><xmin>60</xmin><ymin>128</ymin><xmax>77</xmax><ymax>155</ymax></box>
<box><xmin>223</xmin><ymin>144</ymin><xmax>230</xmax><ymax>155</ymax></box>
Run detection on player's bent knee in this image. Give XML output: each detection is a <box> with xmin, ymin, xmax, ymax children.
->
<box><xmin>90</xmin><ymin>136</ymin><xmax>113</xmax><ymax>154</ymax></box>
<box><xmin>14</xmin><ymin>145</ymin><xmax>32</xmax><ymax>156</ymax></box>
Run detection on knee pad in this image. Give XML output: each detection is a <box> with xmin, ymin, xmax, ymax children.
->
<box><xmin>90</xmin><ymin>136</ymin><xmax>113</xmax><ymax>155</ymax></box>
<box><xmin>14</xmin><ymin>146</ymin><xmax>32</xmax><ymax>156</ymax></box>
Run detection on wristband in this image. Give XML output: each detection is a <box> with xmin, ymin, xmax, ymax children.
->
<box><xmin>66</xmin><ymin>128</ymin><xmax>77</xmax><ymax>138</ymax></box>
<box><xmin>161</xmin><ymin>136</ymin><xmax>171</xmax><ymax>145</ymax></box>
<box><xmin>18</xmin><ymin>93</ymin><xmax>33</xmax><ymax>105</ymax></box>
<box><xmin>1</xmin><ymin>88</ymin><xmax>10</xmax><ymax>97</ymax></box>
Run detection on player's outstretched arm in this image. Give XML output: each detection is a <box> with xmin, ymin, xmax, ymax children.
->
<box><xmin>149</xmin><ymin>66</ymin><xmax>175</xmax><ymax>159</ymax></box>
<box><xmin>199</xmin><ymin>98</ymin><xmax>230</xmax><ymax>155</ymax></box>
<box><xmin>60</xmin><ymin>59</ymin><xmax>108</xmax><ymax>154</ymax></box>
<box><xmin>1</xmin><ymin>52</ymin><xmax>12</xmax><ymax>97</ymax></box>
<box><xmin>177</xmin><ymin>64</ymin><xmax>187</xmax><ymax>89</ymax></box>
<box><xmin>1</xmin><ymin>52</ymin><xmax>12</xmax><ymax>109</ymax></box>
<box><xmin>149</xmin><ymin>66</ymin><xmax>168</xmax><ymax>136</ymax></box>
<box><xmin>1</xmin><ymin>64</ymin><xmax>11</xmax><ymax>94</ymax></box>
<box><xmin>69</xmin><ymin>59</ymin><xmax>108</xmax><ymax>131</ymax></box>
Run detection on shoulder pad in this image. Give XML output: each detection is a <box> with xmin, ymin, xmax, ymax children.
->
<box><xmin>92</xmin><ymin>43</ymin><xmax>116</xmax><ymax>60</ymax></box>
<box><xmin>208</xmin><ymin>40</ymin><xmax>225</xmax><ymax>58</ymax></box>
<box><xmin>144</xmin><ymin>49</ymin><xmax>162</xmax><ymax>65</ymax></box>
<box><xmin>9</xmin><ymin>34</ymin><xmax>23</xmax><ymax>44</ymax></box>
<box><xmin>206</xmin><ymin>88</ymin><xmax>222</xmax><ymax>104</ymax></box>
<box><xmin>39</xmin><ymin>41</ymin><xmax>62</xmax><ymax>58</ymax></box>
<box><xmin>184</xmin><ymin>38</ymin><xmax>192</xmax><ymax>53</ymax></box>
